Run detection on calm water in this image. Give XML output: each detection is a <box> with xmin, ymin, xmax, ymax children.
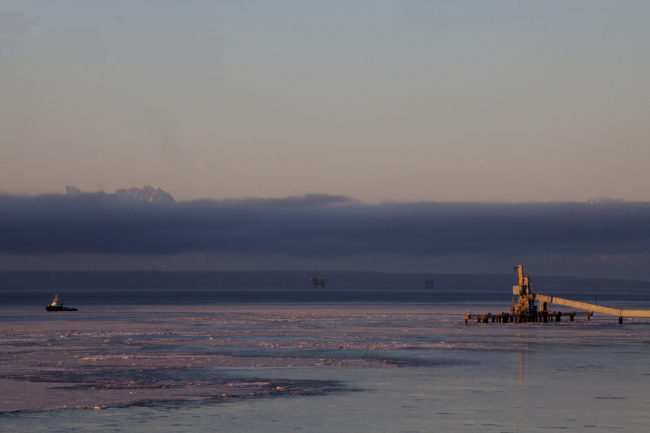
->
<box><xmin>1</xmin><ymin>303</ymin><xmax>649</xmax><ymax>432</ymax></box>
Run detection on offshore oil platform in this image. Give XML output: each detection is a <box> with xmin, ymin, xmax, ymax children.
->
<box><xmin>309</xmin><ymin>276</ymin><xmax>326</xmax><ymax>288</ymax></box>
<box><xmin>464</xmin><ymin>265</ymin><xmax>650</xmax><ymax>325</ymax></box>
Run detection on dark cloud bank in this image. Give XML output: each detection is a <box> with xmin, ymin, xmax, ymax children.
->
<box><xmin>1</xmin><ymin>192</ymin><xmax>649</xmax><ymax>260</ymax></box>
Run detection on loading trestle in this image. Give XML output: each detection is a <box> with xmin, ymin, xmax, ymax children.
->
<box><xmin>464</xmin><ymin>265</ymin><xmax>650</xmax><ymax>325</ymax></box>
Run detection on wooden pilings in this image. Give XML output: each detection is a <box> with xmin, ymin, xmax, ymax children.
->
<box><xmin>464</xmin><ymin>311</ymin><xmax>593</xmax><ymax>325</ymax></box>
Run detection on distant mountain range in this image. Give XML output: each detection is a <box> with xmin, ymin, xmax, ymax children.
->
<box><xmin>59</xmin><ymin>185</ymin><xmax>175</xmax><ymax>203</ymax></box>
<box><xmin>114</xmin><ymin>185</ymin><xmax>175</xmax><ymax>203</ymax></box>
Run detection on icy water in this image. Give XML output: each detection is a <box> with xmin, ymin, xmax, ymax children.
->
<box><xmin>1</xmin><ymin>303</ymin><xmax>649</xmax><ymax>432</ymax></box>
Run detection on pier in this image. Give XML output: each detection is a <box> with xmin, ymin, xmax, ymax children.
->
<box><xmin>465</xmin><ymin>265</ymin><xmax>650</xmax><ymax>325</ymax></box>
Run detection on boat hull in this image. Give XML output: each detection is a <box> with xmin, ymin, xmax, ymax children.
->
<box><xmin>45</xmin><ymin>305</ymin><xmax>77</xmax><ymax>311</ymax></box>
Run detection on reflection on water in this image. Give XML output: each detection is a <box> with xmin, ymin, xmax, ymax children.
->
<box><xmin>1</xmin><ymin>304</ymin><xmax>649</xmax><ymax>432</ymax></box>
<box><xmin>516</xmin><ymin>343</ymin><xmax>530</xmax><ymax>386</ymax></box>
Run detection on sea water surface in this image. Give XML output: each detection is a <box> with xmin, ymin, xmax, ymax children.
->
<box><xmin>1</xmin><ymin>301</ymin><xmax>649</xmax><ymax>432</ymax></box>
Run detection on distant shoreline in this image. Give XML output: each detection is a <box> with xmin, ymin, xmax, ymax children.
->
<box><xmin>2</xmin><ymin>270</ymin><xmax>649</xmax><ymax>306</ymax></box>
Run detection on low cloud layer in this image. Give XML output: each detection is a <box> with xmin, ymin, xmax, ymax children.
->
<box><xmin>1</xmin><ymin>193</ymin><xmax>649</xmax><ymax>259</ymax></box>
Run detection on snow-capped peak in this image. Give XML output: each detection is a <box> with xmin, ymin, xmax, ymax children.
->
<box><xmin>114</xmin><ymin>185</ymin><xmax>175</xmax><ymax>203</ymax></box>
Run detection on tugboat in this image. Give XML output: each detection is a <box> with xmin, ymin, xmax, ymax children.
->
<box><xmin>45</xmin><ymin>294</ymin><xmax>77</xmax><ymax>311</ymax></box>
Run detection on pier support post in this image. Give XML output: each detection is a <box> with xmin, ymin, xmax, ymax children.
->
<box><xmin>618</xmin><ymin>316</ymin><xmax>623</xmax><ymax>324</ymax></box>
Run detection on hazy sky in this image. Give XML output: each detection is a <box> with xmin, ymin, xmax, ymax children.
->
<box><xmin>2</xmin><ymin>1</ymin><xmax>650</xmax><ymax>278</ymax></box>
<box><xmin>2</xmin><ymin>0</ymin><xmax>649</xmax><ymax>202</ymax></box>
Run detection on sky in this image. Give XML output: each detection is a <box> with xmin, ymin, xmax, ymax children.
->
<box><xmin>1</xmin><ymin>1</ymin><xmax>650</xmax><ymax>277</ymax></box>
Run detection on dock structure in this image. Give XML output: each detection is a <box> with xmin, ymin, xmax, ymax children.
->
<box><xmin>464</xmin><ymin>265</ymin><xmax>650</xmax><ymax>325</ymax></box>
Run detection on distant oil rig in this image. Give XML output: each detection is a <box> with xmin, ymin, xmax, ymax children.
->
<box><xmin>465</xmin><ymin>265</ymin><xmax>650</xmax><ymax>325</ymax></box>
<box><xmin>309</xmin><ymin>276</ymin><xmax>326</xmax><ymax>288</ymax></box>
